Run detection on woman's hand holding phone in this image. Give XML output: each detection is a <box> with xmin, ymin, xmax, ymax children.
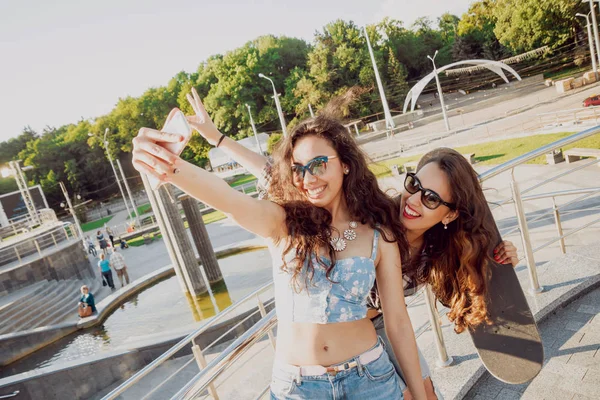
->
<box><xmin>132</xmin><ymin>88</ymin><xmax>223</xmax><ymax>189</ymax></box>
<box><xmin>132</xmin><ymin>126</ymin><xmax>183</xmax><ymax>187</ymax></box>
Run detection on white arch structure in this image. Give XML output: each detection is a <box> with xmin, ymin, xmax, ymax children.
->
<box><xmin>403</xmin><ymin>60</ymin><xmax>522</xmax><ymax>114</ymax></box>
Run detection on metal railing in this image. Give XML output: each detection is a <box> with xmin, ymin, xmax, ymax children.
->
<box><xmin>103</xmin><ymin>282</ymin><xmax>275</xmax><ymax>400</ymax></box>
<box><xmin>0</xmin><ymin>222</ymin><xmax>79</xmax><ymax>267</ymax></box>
<box><xmin>111</xmin><ymin>126</ymin><xmax>600</xmax><ymax>399</ymax></box>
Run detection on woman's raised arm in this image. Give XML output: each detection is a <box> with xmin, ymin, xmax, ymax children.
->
<box><xmin>186</xmin><ymin>88</ymin><xmax>269</xmax><ymax>180</ymax></box>
<box><xmin>131</xmin><ymin>94</ymin><xmax>286</xmax><ymax>241</ymax></box>
<box><xmin>376</xmin><ymin>238</ymin><xmax>427</xmax><ymax>400</ymax></box>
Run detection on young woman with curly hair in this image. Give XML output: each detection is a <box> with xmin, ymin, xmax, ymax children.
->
<box><xmin>195</xmin><ymin>112</ymin><xmax>519</xmax><ymax>399</ymax></box>
<box><xmin>131</xmin><ymin>89</ymin><xmax>427</xmax><ymax>400</ymax></box>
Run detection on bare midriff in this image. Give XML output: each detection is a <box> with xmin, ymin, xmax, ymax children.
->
<box><xmin>275</xmin><ymin>318</ymin><xmax>378</xmax><ymax>366</ymax></box>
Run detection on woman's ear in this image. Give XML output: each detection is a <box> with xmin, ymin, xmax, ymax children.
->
<box><xmin>444</xmin><ymin>210</ymin><xmax>459</xmax><ymax>225</ymax></box>
<box><xmin>342</xmin><ymin>163</ymin><xmax>350</xmax><ymax>175</ymax></box>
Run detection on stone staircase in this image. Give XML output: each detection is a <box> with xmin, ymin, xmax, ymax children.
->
<box><xmin>0</xmin><ymin>278</ymin><xmax>108</xmax><ymax>335</ymax></box>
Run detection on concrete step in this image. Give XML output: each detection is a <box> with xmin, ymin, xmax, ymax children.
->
<box><xmin>0</xmin><ymin>281</ymin><xmax>47</xmax><ymax>320</ymax></box>
<box><xmin>0</xmin><ymin>280</ymin><xmax>83</xmax><ymax>334</ymax></box>
<box><xmin>0</xmin><ymin>281</ymin><xmax>69</xmax><ymax>335</ymax></box>
<box><xmin>48</xmin><ymin>278</ymin><xmax>108</xmax><ymax>326</ymax></box>
<box><xmin>34</xmin><ymin>281</ymin><xmax>84</xmax><ymax>328</ymax></box>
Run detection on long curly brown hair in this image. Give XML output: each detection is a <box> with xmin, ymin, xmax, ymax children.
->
<box><xmin>407</xmin><ymin>148</ymin><xmax>497</xmax><ymax>333</ymax></box>
<box><xmin>268</xmin><ymin>116</ymin><xmax>408</xmax><ymax>289</ymax></box>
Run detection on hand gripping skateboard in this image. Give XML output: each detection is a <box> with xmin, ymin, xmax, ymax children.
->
<box><xmin>468</xmin><ymin>204</ymin><xmax>544</xmax><ymax>384</ymax></box>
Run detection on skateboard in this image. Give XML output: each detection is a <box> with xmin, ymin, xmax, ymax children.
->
<box><xmin>468</xmin><ymin>204</ymin><xmax>544</xmax><ymax>384</ymax></box>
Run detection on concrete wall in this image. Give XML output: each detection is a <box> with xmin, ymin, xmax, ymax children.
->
<box><xmin>0</xmin><ymin>303</ymin><xmax>274</xmax><ymax>400</ymax></box>
<box><xmin>0</xmin><ymin>240</ymin><xmax>94</xmax><ymax>296</ymax></box>
<box><xmin>0</xmin><ymin>323</ymin><xmax>78</xmax><ymax>367</ymax></box>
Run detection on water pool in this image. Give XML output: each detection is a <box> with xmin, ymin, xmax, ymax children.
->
<box><xmin>1</xmin><ymin>249</ymin><xmax>272</xmax><ymax>378</ymax></box>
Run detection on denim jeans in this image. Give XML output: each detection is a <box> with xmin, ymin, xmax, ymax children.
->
<box><xmin>372</xmin><ymin>314</ymin><xmax>443</xmax><ymax>399</ymax></box>
<box><xmin>270</xmin><ymin>338</ymin><xmax>403</xmax><ymax>400</ymax></box>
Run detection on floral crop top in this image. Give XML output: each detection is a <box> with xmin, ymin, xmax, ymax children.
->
<box><xmin>273</xmin><ymin>230</ymin><xmax>380</xmax><ymax>324</ymax></box>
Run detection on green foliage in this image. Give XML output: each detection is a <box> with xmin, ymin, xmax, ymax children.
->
<box><xmin>81</xmin><ymin>216</ymin><xmax>114</xmax><ymax>233</ymax></box>
<box><xmin>0</xmin><ymin>177</ymin><xmax>18</xmax><ymax>195</ymax></box>
<box><xmin>492</xmin><ymin>0</ymin><xmax>584</xmax><ymax>52</ymax></box>
<box><xmin>267</xmin><ymin>133</ymin><xmax>282</xmax><ymax>154</ymax></box>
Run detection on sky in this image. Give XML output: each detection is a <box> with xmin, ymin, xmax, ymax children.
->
<box><xmin>0</xmin><ymin>0</ymin><xmax>473</xmax><ymax>142</ymax></box>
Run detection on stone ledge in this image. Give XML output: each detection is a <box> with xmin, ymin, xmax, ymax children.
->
<box><xmin>420</xmin><ymin>244</ymin><xmax>600</xmax><ymax>400</ymax></box>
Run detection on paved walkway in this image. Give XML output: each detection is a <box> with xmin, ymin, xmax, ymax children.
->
<box><xmin>362</xmin><ymin>81</ymin><xmax>600</xmax><ymax>159</ymax></box>
<box><xmin>465</xmin><ymin>286</ymin><xmax>600</xmax><ymax>400</ymax></box>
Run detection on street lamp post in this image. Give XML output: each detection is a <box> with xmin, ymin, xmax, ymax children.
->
<box><xmin>59</xmin><ymin>181</ymin><xmax>85</xmax><ymax>243</ymax></box>
<box><xmin>577</xmin><ymin>11</ymin><xmax>598</xmax><ymax>78</ymax></box>
<box><xmin>585</xmin><ymin>0</ymin><xmax>600</xmax><ymax>69</ymax></box>
<box><xmin>116</xmin><ymin>158</ymin><xmax>141</xmax><ymax>227</ymax></box>
<box><xmin>90</xmin><ymin>129</ymin><xmax>133</xmax><ymax>225</ymax></box>
<box><xmin>363</xmin><ymin>26</ymin><xmax>395</xmax><ymax>136</ymax></box>
<box><xmin>245</xmin><ymin>104</ymin><xmax>264</xmax><ymax>154</ymax></box>
<box><xmin>428</xmin><ymin>50</ymin><xmax>451</xmax><ymax>132</ymax></box>
<box><xmin>258</xmin><ymin>73</ymin><xmax>288</xmax><ymax>136</ymax></box>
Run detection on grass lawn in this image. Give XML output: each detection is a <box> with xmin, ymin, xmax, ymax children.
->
<box><xmin>81</xmin><ymin>216</ymin><xmax>114</xmax><ymax>232</ymax></box>
<box><xmin>202</xmin><ymin>210</ymin><xmax>227</xmax><ymax>225</ymax></box>
<box><xmin>229</xmin><ymin>174</ymin><xmax>257</xmax><ymax>187</ymax></box>
<box><xmin>371</xmin><ymin>132</ymin><xmax>600</xmax><ymax>178</ymax></box>
<box><xmin>127</xmin><ymin>232</ymin><xmax>163</xmax><ymax>247</ymax></box>
<box><xmin>129</xmin><ymin>203</ymin><xmax>152</xmax><ymax>219</ymax></box>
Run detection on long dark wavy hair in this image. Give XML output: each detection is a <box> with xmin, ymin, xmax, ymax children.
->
<box><xmin>268</xmin><ymin>116</ymin><xmax>409</xmax><ymax>289</ymax></box>
<box><xmin>406</xmin><ymin>148</ymin><xmax>497</xmax><ymax>333</ymax></box>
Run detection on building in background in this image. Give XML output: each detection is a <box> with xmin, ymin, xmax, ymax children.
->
<box><xmin>208</xmin><ymin>133</ymin><xmax>269</xmax><ymax>179</ymax></box>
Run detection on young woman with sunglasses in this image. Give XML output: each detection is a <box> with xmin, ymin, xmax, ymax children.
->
<box><xmin>131</xmin><ymin>89</ymin><xmax>427</xmax><ymax>400</ymax></box>
<box><xmin>192</xmin><ymin>116</ymin><xmax>518</xmax><ymax>398</ymax></box>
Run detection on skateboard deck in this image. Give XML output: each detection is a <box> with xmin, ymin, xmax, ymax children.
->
<box><xmin>468</xmin><ymin>204</ymin><xmax>544</xmax><ymax>384</ymax></box>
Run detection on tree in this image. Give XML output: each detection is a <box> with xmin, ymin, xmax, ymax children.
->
<box><xmin>493</xmin><ymin>0</ymin><xmax>583</xmax><ymax>52</ymax></box>
<box><xmin>386</xmin><ymin>48</ymin><xmax>410</xmax><ymax>107</ymax></box>
<box><xmin>454</xmin><ymin>0</ymin><xmax>511</xmax><ymax>61</ymax></box>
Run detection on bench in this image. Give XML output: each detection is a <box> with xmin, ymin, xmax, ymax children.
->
<box><xmin>564</xmin><ymin>148</ymin><xmax>600</xmax><ymax>166</ymax></box>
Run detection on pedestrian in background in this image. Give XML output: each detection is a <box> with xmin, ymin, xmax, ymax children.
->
<box><xmin>98</xmin><ymin>253</ymin><xmax>115</xmax><ymax>289</ymax></box>
<box><xmin>97</xmin><ymin>230</ymin><xmax>108</xmax><ymax>255</ymax></box>
<box><xmin>110</xmin><ymin>247</ymin><xmax>130</xmax><ymax>287</ymax></box>
<box><xmin>106</xmin><ymin>226</ymin><xmax>115</xmax><ymax>248</ymax></box>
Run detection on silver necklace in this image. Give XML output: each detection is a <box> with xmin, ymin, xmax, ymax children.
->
<box><xmin>330</xmin><ymin>221</ymin><xmax>358</xmax><ymax>252</ymax></box>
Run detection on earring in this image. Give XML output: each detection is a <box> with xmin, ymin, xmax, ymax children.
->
<box><xmin>444</xmin><ymin>223</ymin><xmax>448</xmax><ymax>230</ymax></box>
<box><xmin>344</xmin><ymin>168</ymin><xmax>350</xmax><ymax>175</ymax></box>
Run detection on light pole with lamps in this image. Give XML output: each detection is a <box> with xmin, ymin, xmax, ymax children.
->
<box><xmin>585</xmin><ymin>0</ymin><xmax>600</xmax><ymax>68</ymax></box>
<box><xmin>89</xmin><ymin>129</ymin><xmax>134</xmax><ymax>225</ymax></box>
<box><xmin>577</xmin><ymin>10</ymin><xmax>598</xmax><ymax>78</ymax></box>
<box><xmin>428</xmin><ymin>50</ymin><xmax>451</xmax><ymax>132</ymax></box>
<box><xmin>362</xmin><ymin>26</ymin><xmax>395</xmax><ymax>135</ymax></box>
<box><xmin>244</xmin><ymin>104</ymin><xmax>264</xmax><ymax>154</ymax></box>
<box><xmin>258</xmin><ymin>73</ymin><xmax>288</xmax><ymax>136</ymax></box>
<box><xmin>59</xmin><ymin>181</ymin><xmax>85</xmax><ymax>241</ymax></box>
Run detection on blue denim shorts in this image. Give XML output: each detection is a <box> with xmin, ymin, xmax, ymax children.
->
<box><xmin>270</xmin><ymin>337</ymin><xmax>403</xmax><ymax>399</ymax></box>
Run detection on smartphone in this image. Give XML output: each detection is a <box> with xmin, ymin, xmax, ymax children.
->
<box><xmin>147</xmin><ymin>108</ymin><xmax>192</xmax><ymax>190</ymax></box>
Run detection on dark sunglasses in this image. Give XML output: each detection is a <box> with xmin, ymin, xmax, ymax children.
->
<box><xmin>404</xmin><ymin>173</ymin><xmax>456</xmax><ymax>210</ymax></box>
<box><xmin>291</xmin><ymin>155</ymin><xmax>338</xmax><ymax>179</ymax></box>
